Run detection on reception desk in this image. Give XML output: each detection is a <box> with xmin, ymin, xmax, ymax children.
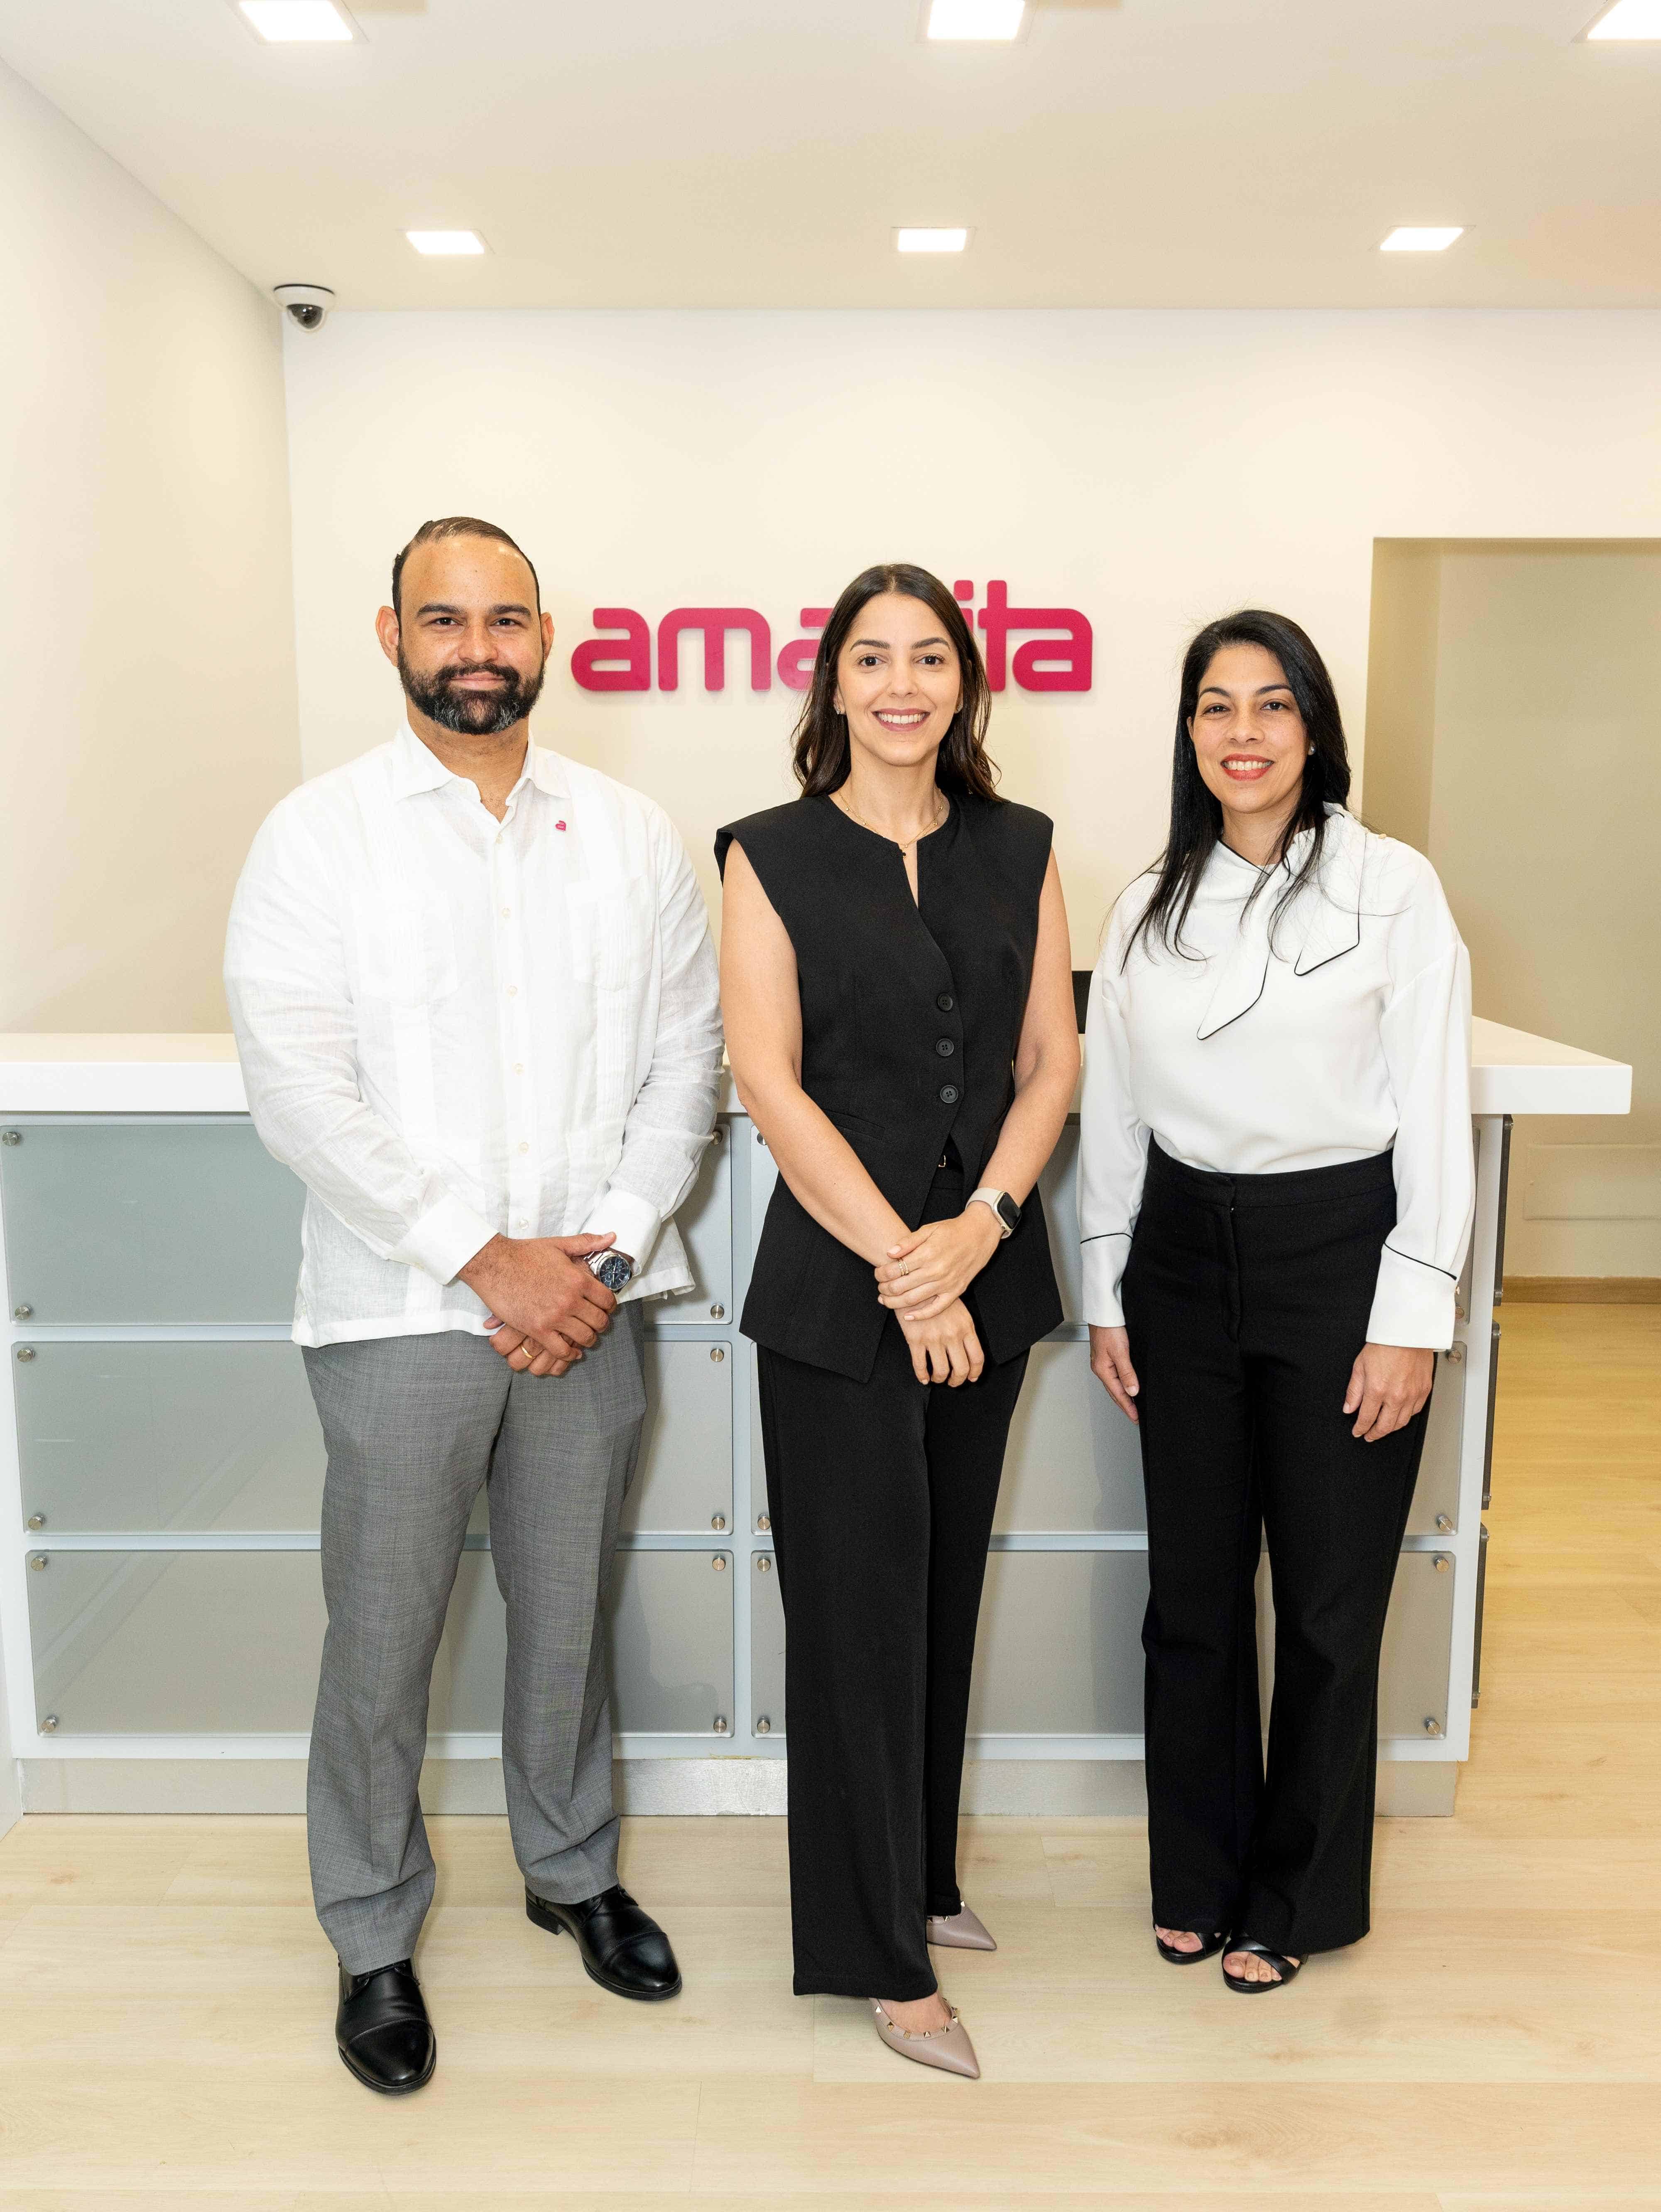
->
<box><xmin>0</xmin><ymin>1023</ymin><xmax>1630</xmax><ymax>1820</ymax></box>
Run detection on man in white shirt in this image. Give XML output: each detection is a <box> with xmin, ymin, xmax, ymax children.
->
<box><xmin>225</xmin><ymin>516</ymin><xmax>723</xmax><ymax>2095</ymax></box>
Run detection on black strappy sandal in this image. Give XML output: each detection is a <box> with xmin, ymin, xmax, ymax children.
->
<box><xmin>1221</xmin><ymin>1939</ymin><xmax>1301</xmax><ymax>1993</ymax></box>
<box><xmin>1153</xmin><ymin>1925</ymin><xmax>1229</xmax><ymax>1966</ymax></box>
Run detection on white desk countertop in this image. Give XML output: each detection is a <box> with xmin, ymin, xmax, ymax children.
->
<box><xmin>0</xmin><ymin>1018</ymin><xmax>1633</xmax><ymax>1118</ymax></box>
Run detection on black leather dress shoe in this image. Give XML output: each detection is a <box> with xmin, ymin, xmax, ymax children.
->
<box><xmin>335</xmin><ymin>1959</ymin><xmax>436</xmax><ymax>2095</ymax></box>
<box><xmin>525</xmin><ymin>1884</ymin><xmax>682</xmax><ymax>2001</ymax></box>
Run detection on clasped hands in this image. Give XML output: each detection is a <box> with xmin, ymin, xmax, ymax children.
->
<box><xmin>873</xmin><ymin>1203</ymin><xmax>1004</xmax><ymax>1388</ymax></box>
<box><xmin>457</xmin><ymin>1231</ymin><xmax>622</xmax><ymax>1380</ymax></box>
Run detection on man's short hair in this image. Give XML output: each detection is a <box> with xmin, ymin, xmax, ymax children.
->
<box><xmin>391</xmin><ymin>516</ymin><xmax>541</xmax><ymax>619</ymax></box>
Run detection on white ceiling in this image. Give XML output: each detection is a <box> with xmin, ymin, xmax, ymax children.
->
<box><xmin>3</xmin><ymin>0</ymin><xmax>1659</xmax><ymax>308</ymax></box>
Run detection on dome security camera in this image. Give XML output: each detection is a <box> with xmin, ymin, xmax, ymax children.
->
<box><xmin>273</xmin><ymin>282</ymin><xmax>336</xmax><ymax>330</ymax></box>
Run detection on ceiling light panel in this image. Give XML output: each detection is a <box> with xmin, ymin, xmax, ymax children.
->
<box><xmin>406</xmin><ymin>230</ymin><xmax>488</xmax><ymax>256</ymax></box>
<box><xmin>926</xmin><ymin>0</ymin><xmax>1026</xmax><ymax>39</ymax></box>
<box><xmin>896</xmin><ymin>227</ymin><xmax>971</xmax><ymax>253</ymax></box>
<box><xmin>1380</xmin><ymin>226</ymin><xmax>1465</xmax><ymax>252</ymax></box>
<box><xmin>238</xmin><ymin>2</ymin><xmax>355</xmax><ymax>41</ymax></box>
<box><xmin>1583</xmin><ymin>0</ymin><xmax>1661</xmax><ymax>35</ymax></box>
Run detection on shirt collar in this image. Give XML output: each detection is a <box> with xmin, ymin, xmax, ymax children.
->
<box><xmin>387</xmin><ymin>719</ymin><xmax>571</xmax><ymax>804</ymax></box>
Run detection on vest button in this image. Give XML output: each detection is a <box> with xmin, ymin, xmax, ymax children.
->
<box><xmin>935</xmin><ymin>1038</ymin><xmax>955</xmax><ymax>1057</ymax></box>
<box><xmin>936</xmin><ymin>992</ymin><xmax>955</xmax><ymax>1012</ymax></box>
<box><xmin>938</xmin><ymin>1083</ymin><xmax>960</xmax><ymax>1105</ymax></box>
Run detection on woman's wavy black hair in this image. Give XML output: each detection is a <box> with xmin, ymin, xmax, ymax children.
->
<box><xmin>791</xmin><ymin>562</ymin><xmax>1000</xmax><ymax>801</ymax></box>
<box><xmin>1126</xmin><ymin>607</ymin><xmax>1351</xmax><ymax>962</ymax></box>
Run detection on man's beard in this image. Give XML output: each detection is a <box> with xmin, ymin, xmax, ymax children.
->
<box><xmin>399</xmin><ymin>648</ymin><xmax>546</xmax><ymax>736</ymax></box>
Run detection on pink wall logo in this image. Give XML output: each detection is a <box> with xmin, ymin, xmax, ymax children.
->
<box><xmin>570</xmin><ymin>580</ymin><xmax>1092</xmax><ymax>694</ymax></box>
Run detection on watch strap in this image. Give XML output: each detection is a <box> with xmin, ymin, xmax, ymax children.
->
<box><xmin>968</xmin><ymin>1187</ymin><xmax>1017</xmax><ymax>1240</ymax></box>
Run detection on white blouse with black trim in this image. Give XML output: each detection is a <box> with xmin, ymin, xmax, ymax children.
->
<box><xmin>1078</xmin><ymin>807</ymin><xmax>1475</xmax><ymax>1350</ymax></box>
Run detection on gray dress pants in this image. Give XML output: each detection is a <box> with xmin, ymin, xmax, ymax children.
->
<box><xmin>301</xmin><ymin>1304</ymin><xmax>646</xmax><ymax>1972</ymax></box>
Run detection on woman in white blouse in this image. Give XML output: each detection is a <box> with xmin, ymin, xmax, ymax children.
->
<box><xmin>1081</xmin><ymin>609</ymin><xmax>1473</xmax><ymax>1994</ymax></box>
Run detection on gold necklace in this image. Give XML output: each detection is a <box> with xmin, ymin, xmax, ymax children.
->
<box><xmin>833</xmin><ymin>785</ymin><xmax>948</xmax><ymax>854</ymax></box>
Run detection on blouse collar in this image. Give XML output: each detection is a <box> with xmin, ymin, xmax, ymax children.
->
<box><xmin>1196</xmin><ymin>808</ymin><xmax>1366</xmax><ymax>1040</ymax></box>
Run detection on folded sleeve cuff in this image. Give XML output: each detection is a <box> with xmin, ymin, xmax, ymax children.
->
<box><xmin>1366</xmin><ymin>1245</ymin><xmax>1458</xmax><ymax>1350</ymax></box>
<box><xmin>1081</xmin><ymin>1234</ymin><xmax>1132</xmax><ymax>1330</ymax></box>
<box><xmin>389</xmin><ymin>1196</ymin><xmax>499</xmax><ymax>1286</ymax></box>
<box><xmin>579</xmin><ymin>1186</ymin><xmax>665</xmax><ymax>1276</ymax></box>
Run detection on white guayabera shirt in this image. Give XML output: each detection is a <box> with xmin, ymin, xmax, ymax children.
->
<box><xmin>1080</xmin><ymin>807</ymin><xmax>1475</xmax><ymax>1350</ymax></box>
<box><xmin>225</xmin><ymin>722</ymin><xmax>724</xmax><ymax>1348</ymax></box>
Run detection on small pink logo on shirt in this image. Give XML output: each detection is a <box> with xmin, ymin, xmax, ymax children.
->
<box><xmin>555</xmin><ymin>820</ymin><xmax>566</xmax><ymax>831</ymax></box>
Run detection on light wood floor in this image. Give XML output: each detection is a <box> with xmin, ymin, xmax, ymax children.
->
<box><xmin>1</xmin><ymin>1303</ymin><xmax>1658</xmax><ymax>2209</ymax></box>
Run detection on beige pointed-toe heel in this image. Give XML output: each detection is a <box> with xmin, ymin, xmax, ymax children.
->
<box><xmin>870</xmin><ymin>1999</ymin><xmax>981</xmax><ymax>2079</ymax></box>
<box><xmin>926</xmin><ymin>1904</ymin><xmax>997</xmax><ymax>1951</ymax></box>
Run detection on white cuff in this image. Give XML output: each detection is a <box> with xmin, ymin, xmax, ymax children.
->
<box><xmin>390</xmin><ymin>1195</ymin><xmax>500</xmax><ymax>1286</ymax></box>
<box><xmin>1366</xmin><ymin>1245</ymin><xmax>1458</xmax><ymax>1350</ymax></box>
<box><xmin>1081</xmin><ymin>1234</ymin><xmax>1132</xmax><ymax>1329</ymax></box>
<box><xmin>579</xmin><ymin>1185</ymin><xmax>665</xmax><ymax>1277</ymax></box>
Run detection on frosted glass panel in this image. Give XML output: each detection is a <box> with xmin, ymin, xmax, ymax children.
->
<box><xmin>997</xmin><ymin>1339</ymin><xmax>1144</xmax><ymax>1533</ymax></box>
<box><xmin>659</xmin><ymin>1128</ymin><xmax>732</xmax><ymax>1316</ymax></box>
<box><xmin>1378</xmin><ymin>1552</ymin><xmax>1456</xmax><ymax>1739</ymax></box>
<box><xmin>625</xmin><ymin>1339</ymin><xmax>733</xmax><ymax>1534</ymax></box>
<box><xmin>27</xmin><ymin>1550</ymin><xmax>326</xmax><ymax>1733</ymax></box>
<box><xmin>14</xmin><ymin>1341</ymin><xmax>323</xmax><ymax>1532</ymax></box>
<box><xmin>969</xmin><ymin>1551</ymin><xmax>1147</xmax><ymax>1736</ymax></box>
<box><xmin>750</xmin><ymin>1551</ymin><xmax>784</xmax><ymax>1737</ymax></box>
<box><xmin>0</xmin><ymin>1122</ymin><xmax>301</xmax><ymax>1324</ymax></box>
<box><xmin>1404</xmin><ymin>1349</ymin><xmax>1465</xmax><ymax>1536</ymax></box>
<box><xmin>1036</xmin><ymin>1121</ymin><xmax>1082</xmax><ymax>1325</ymax></box>
<box><xmin>431</xmin><ymin>1548</ymin><xmax>734</xmax><ymax>1736</ymax></box>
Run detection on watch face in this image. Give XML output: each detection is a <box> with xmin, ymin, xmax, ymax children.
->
<box><xmin>591</xmin><ymin>1253</ymin><xmax>635</xmax><ymax>1292</ymax></box>
<box><xmin>996</xmin><ymin>1193</ymin><xmax>1021</xmax><ymax>1234</ymax></box>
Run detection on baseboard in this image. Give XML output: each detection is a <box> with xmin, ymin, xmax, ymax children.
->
<box><xmin>19</xmin><ymin>1754</ymin><xmax>1456</xmax><ymax>1817</ymax></box>
<box><xmin>1504</xmin><ymin>1275</ymin><xmax>1661</xmax><ymax>1303</ymax></box>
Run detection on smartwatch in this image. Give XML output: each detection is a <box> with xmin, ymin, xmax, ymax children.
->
<box><xmin>586</xmin><ymin>1250</ymin><xmax>636</xmax><ymax>1293</ymax></box>
<box><xmin>968</xmin><ymin>1188</ymin><xmax>1021</xmax><ymax>1240</ymax></box>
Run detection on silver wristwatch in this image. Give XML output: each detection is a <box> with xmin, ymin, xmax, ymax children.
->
<box><xmin>586</xmin><ymin>1250</ymin><xmax>636</xmax><ymax>1292</ymax></box>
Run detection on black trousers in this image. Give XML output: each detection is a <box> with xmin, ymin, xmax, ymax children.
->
<box><xmin>756</xmin><ymin>1208</ymin><xmax>1029</xmax><ymax>1999</ymax></box>
<box><xmin>1122</xmin><ymin>1140</ymin><xmax>1431</xmax><ymax>1958</ymax></box>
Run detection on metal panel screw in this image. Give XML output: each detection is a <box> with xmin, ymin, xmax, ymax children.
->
<box><xmin>756</xmin><ymin>1514</ymin><xmax>770</xmax><ymax>1532</ymax></box>
<box><xmin>29</xmin><ymin>1554</ymin><xmax>47</xmax><ymax>1571</ymax></box>
<box><xmin>711</xmin><ymin>1513</ymin><xmax>727</xmax><ymax>1532</ymax></box>
<box><xmin>755</xmin><ymin>1715</ymin><xmax>772</xmax><ymax>1735</ymax></box>
<box><xmin>40</xmin><ymin>1714</ymin><xmax>58</xmax><ymax>1733</ymax></box>
<box><xmin>15</xmin><ymin>1346</ymin><xmax>35</xmax><ymax>1363</ymax></box>
<box><xmin>710</xmin><ymin>1304</ymin><xmax>725</xmax><ymax>1320</ymax></box>
<box><xmin>1434</xmin><ymin>1554</ymin><xmax>1451</xmax><ymax>1573</ymax></box>
<box><xmin>1423</xmin><ymin>1716</ymin><xmax>1443</xmax><ymax>1737</ymax></box>
<box><xmin>1436</xmin><ymin>1513</ymin><xmax>1454</xmax><ymax>1533</ymax></box>
<box><xmin>1445</xmin><ymin>1342</ymin><xmax>1465</xmax><ymax>1366</ymax></box>
<box><xmin>0</xmin><ymin>1130</ymin><xmax>20</xmax><ymax>1146</ymax></box>
<box><xmin>754</xmin><ymin>1131</ymin><xmax>767</xmax><ymax>1147</ymax></box>
<box><xmin>27</xmin><ymin>1514</ymin><xmax>44</xmax><ymax>1530</ymax></box>
<box><xmin>709</xmin><ymin>1347</ymin><xmax>725</xmax><ymax>1363</ymax></box>
<box><xmin>757</xmin><ymin>1554</ymin><xmax>772</xmax><ymax>1574</ymax></box>
<box><xmin>711</xmin><ymin>1554</ymin><xmax>727</xmax><ymax>1571</ymax></box>
<box><xmin>713</xmin><ymin>1715</ymin><xmax>729</xmax><ymax>1734</ymax></box>
<box><xmin>12</xmin><ymin>1304</ymin><xmax>32</xmax><ymax>1320</ymax></box>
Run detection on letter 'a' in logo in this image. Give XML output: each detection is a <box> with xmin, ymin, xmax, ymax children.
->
<box><xmin>570</xmin><ymin>609</ymin><xmax>651</xmax><ymax>691</ymax></box>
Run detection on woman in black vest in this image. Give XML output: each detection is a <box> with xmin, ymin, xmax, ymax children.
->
<box><xmin>717</xmin><ymin>563</ymin><xmax>1078</xmax><ymax>2078</ymax></box>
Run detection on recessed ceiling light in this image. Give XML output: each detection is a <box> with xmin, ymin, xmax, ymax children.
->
<box><xmin>1583</xmin><ymin>0</ymin><xmax>1661</xmax><ymax>35</ymax></box>
<box><xmin>896</xmin><ymin>227</ymin><xmax>971</xmax><ymax>254</ymax></box>
<box><xmin>926</xmin><ymin>0</ymin><xmax>1026</xmax><ymax>38</ymax></box>
<box><xmin>238</xmin><ymin>2</ymin><xmax>354</xmax><ymax>42</ymax></box>
<box><xmin>407</xmin><ymin>230</ymin><xmax>488</xmax><ymax>257</ymax></box>
<box><xmin>1380</xmin><ymin>226</ymin><xmax>1465</xmax><ymax>252</ymax></box>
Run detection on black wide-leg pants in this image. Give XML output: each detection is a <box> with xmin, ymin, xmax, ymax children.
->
<box><xmin>1122</xmin><ymin>1140</ymin><xmax>1432</xmax><ymax>1959</ymax></box>
<box><xmin>757</xmin><ymin>1307</ymin><xmax>1028</xmax><ymax>2000</ymax></box>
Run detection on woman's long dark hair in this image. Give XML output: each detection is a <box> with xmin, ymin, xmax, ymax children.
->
<box><xmin>1126</xmin><ymin>608</ymin><xmax>1352</xmax><ymax>962</ymax></box>
<box><xmin>791</xmin><ymin>562</ymin><xmax>1000</xmax><ymax>801</ymax></box>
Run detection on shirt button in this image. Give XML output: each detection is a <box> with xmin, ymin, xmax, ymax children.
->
<box><xmin>513</xmin><ymin>1062</ymin><xmax>525</xmax><ymax>1074</ymax></box>
<box><xmin>517</xmin><ymin>1217</ymin><xmax>529</xmax><ymax>1229</ymax></box>
<box><xmin>500</xmin><ymin>906</ymin><xmax>512</xmax><ymax>919</ymax></box>
<box><xmin>506</xmin><ymin>984</ymin><xmax>518</xmax><ymax>997</ymax></box>
<box><xmin>938</xmin><ymin>1084</ymin><xmax>960</xmax><ymax>1105</ymax></box>
<box><xmin>518</xmin><ymin>1142</ymin><xmax>530</xmax><ymax>1155</ymax></box>
<box><xmin>935</xmin><ymin>1038</ymin><xmax>955</xmax><ymax>1057</ymax></box>
<box><xmin>936</xmin><ymin>992</ymin><xmax>955</xmax><ymax>1012</ymax></box>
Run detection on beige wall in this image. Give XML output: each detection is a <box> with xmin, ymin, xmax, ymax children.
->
<box><xmin>0</xmin><ymin>59</ymin><xmax>299</xmax><ymax>1034</ymax></box>
<box><xmin>1369</xmin><ymin>541</ymin><xmax>1661</xmax><ymax>1278</ymax></box>
<box><xmin>282</xmin><ymin>308</ymin><xmax>1661</xmax><ymax>974</ymax></box>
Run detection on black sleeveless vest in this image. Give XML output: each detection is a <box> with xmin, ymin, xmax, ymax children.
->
<box><xmin>715</xmin><ymin>792</ymin><xmax>1063</xmax><ymax>1382</ymax></box>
